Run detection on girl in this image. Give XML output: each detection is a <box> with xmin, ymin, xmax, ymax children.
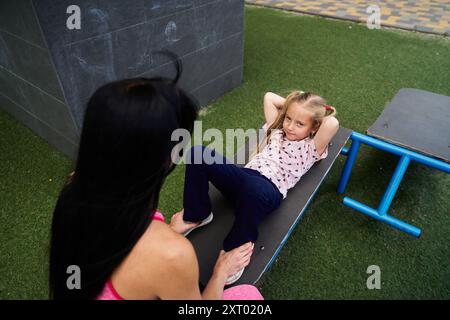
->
<box><xmin>170</xmin><ymin>90</ymin><xmax>339</xmax><ymax>285</ymax></box>
<box><xmin>49</xmin><ymin>68</ymin><xmax>260</xmax><ymax>299</ymax></box>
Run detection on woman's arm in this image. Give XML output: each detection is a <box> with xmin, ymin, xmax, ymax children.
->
<box><xmin>313</xmin><ymin>116</ymin><xmax>339</xmax><ymax>156</ymax></box>
<box><xmin>264</xmin><ymin>92</ymin><xmax>286</xmax><ymax>127</ymax></box>
<box><xmin>154</xmin><ymin>235</ymin><xmax>253</xmax><ymax>300</ymax></box>
<box><xmin>153</xmin><ymin>237</ymin><xmax>204</xmax><ymax>299</ymax></box>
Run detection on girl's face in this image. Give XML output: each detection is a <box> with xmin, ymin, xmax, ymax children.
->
<box><xmin>282</xmin><ymin>102</ymin><xmax>315</xmax><ymax>141</ymax></box>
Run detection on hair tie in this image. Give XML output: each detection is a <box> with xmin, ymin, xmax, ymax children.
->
<box><xmin>324</xmin><ymin>105</ymin><xmax>333</xmax><ymax>111</ymax></box>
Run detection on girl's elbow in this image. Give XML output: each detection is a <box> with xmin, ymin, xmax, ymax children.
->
<box><xmin>264</xmin><ymin>92</ymin><xmax>274</xmax><ymax>101</ymax></box>
<box><xmin>329</xmin><ymin>116</ymin><xmax>339</xmax><ymax>126</ymax></box>
<box><xmin>326</xmin><ymin>117</ymin><xmax>339</xmax><ymax>132</ymax></box>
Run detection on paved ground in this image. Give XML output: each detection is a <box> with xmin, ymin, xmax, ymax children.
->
<box><xmin>246</xmin><ymin>0</ymin><xmax>450</xmax><ymax>36</ymax></box>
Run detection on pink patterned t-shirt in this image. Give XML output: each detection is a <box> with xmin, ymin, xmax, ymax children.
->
<box><xmin>245</xmin><ymin>124</ymin><xmax>328</xmax><ymax>199</ymax></box>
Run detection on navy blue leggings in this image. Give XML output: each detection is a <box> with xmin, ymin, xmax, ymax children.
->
<box><xmin>183</xmin><ymin>146</ymin><xmax>283</xmax><ymax>251</ymax></box>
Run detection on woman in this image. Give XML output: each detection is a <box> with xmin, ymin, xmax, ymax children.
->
<box><xmin>49</xmin><ymin>60</ymin><xmax>258</xmax><ymax>300</ymax></box>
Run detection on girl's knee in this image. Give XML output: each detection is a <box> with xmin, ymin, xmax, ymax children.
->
<box><xmin>241</xmin><ymin>179</ymin><xmax>264</xmax><ymax>199</ymax></box>
<box><xmin>187</xmin><ymin>145</ymin><xmax>224</xmax><ymax>165</ymax></box>
<box><xmin>186</xmin><ymin>145</ymin><xmax>206</xmax><ymax>164</ymax></box>
<box><xmin>242</xmin><ymin>184</ymin><xmax>281</xmax><ymax>211</ymax></box>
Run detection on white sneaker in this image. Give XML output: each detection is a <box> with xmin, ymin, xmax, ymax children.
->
<box><xmin>225</xmin><ymin>268</ymin><xmax>245</xmax><ymax>286</ymax></box>
<box><xmin>183</xmin><ymin>212</ymin><xmax>214</xmax><ymax>237</ymax></box>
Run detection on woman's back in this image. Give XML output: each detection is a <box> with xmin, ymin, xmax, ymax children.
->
<box><xmin>49</xmin><ymin>74</ymin><xmax>199</xmax><ymax>300</ymax></box>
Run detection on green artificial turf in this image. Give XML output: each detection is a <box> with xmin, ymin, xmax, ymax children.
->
<box><xmin>1</xmin><ymin>5</ymin><xmax>449</xmax><ymax>299</ymax></box>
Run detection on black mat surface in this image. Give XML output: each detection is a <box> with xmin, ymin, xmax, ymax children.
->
<box><xmin>187</xmin><ymin>127</ymin><xmax>352</xmax><ymax>287</ymax></box>
<box><xmin>367</xmin><ymin>88</ymin><xmax>450</xmax><ymax>163</ymax></box>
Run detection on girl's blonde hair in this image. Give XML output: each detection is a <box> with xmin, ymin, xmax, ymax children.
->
<box><xmin>251</xmin><ymin>91</ymin><xmax>337</xmax><ymax>158</ymax></box>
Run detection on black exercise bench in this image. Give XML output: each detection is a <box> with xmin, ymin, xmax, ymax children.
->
<box><xmin>187</xmin><ymin>126</ymin><xmax>352</xmax><ymax>287</ymax></box>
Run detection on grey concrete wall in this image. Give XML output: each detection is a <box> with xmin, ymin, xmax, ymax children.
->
<box><xmin>0</xmin><ymin>0</ymin><xmax>79</xmax><ymax>157</ymax></box>
<box><xmin>0</xmin><ymin>0</ymin><xmax>244</xmax><ymax>158</ymax></box>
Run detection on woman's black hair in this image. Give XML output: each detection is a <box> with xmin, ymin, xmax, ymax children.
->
<box><xmin>49</xmin><ymin>57</ymin><xmax>198</xmax><ymax>299</ymax></box>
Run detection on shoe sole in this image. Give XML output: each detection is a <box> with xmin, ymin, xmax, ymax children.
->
<box><xmin>183</xmin><ymin>212</ymin><xmax>214</xmax><ymax>237</ymax></box>
<box><xmin>225</xmin><ymin>267</ymin><xmax>245</xmax><ymax>286</ymax></box>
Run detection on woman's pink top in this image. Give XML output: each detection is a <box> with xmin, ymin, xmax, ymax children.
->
<box><xmin>96</xmin><ymin>210</ymin><xmax>263</xmax><ymax>300</ymax></box>
<box><xmin>246</xmin><ymin>123</ymin><xmax>328</xmax><ymax>199</ymax></box>
<box><xmin>96</xmin><ymin>210</ymin><xmax>165</xmax><ymax>300</ymax></box>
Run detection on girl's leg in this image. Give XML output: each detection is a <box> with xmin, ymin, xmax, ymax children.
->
<box><xmin>183</xmin><ymin>145</ymin><xmax>247</xmax><ymax>222</ymax></box>
<box><xmin>223</xmin><ymin>174</ymin><xmax>282</xmax><ymax>252</ymax></box>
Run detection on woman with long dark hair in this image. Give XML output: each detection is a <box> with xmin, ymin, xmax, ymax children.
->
<box><xmin>49</xmin><ymin>61</ymin><xmax>257</xmax><ymax>299</ymax></box>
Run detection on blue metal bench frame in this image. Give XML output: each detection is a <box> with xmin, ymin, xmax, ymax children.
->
<box><xmin>337</xmin><ymin>131</ymin><xmax>450</xmax><ymax>238</ymax></box>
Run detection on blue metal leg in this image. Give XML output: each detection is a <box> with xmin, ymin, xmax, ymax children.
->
<box><xmin>350</xmin><ymin>132</ymin><xmax>450</xmax><ymax>173</ymax></box>
<box><xmin>335</xmin><ymin>132</ymin><xmax>450</xmax><ymax>238</ymax></box>
<box><xmin>377</xmin><ymin>155</ymin><xmax>410</xmax><ymax>216</ymax></box>
<box><xmin>341</xmin><ymin>146</ymin><xmax>349</xmax><ymax>156</ymax></box>
<box><xmin>337</xmin><ymin>132</ymin><xmax>450</xmax><ymax>237</ymax></box>
<box><xmin>342</xmin><ymin>197</ymin><xmax>421</xmax><ymax>237</ymax></box>
<box><xmin>337</xmin><ymin>137</ymin><xmax>360</xmax><ymax>194</ymax></box>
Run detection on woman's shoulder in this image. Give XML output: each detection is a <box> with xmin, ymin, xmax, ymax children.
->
<box><xmin>139</xmin><ymin>223</ymin><xmax>199</xmax><ymax>294</ymax></box>
<box><xmin>141</xmin><ymin>220</ymin><xmax>196</xmax><ymax>262</ymax></box>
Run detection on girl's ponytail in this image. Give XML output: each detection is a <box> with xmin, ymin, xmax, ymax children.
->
<box><xmin>324</xmin><ymin>105</ymin><xmax>337</xmax><ymax>117</ymax></box>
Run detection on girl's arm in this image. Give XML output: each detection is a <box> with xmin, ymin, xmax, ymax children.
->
<box><xmin>313</xmin><ymin>116</ymin><xmax>339</xmax><ymax>156</ymax></box>
<box><xmin>264</xmin><ymin>92</ymin><xmax>286</xmax><ymax>127</ymax></box>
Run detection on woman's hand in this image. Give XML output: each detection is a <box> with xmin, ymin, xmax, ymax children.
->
<box><xmin>212</xmin><ymin>242</ymin><xmax>254</xmax><ymax>281</ymax></box>
<box><xmin>169</xmin><ymin>209</ymin><xmax>200</xmax><ymax>234</ymax></box>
